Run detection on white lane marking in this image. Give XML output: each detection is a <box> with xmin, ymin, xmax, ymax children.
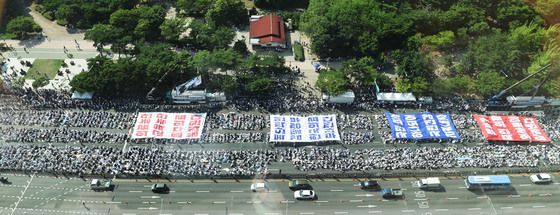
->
<box><xmin>401</xmin><ymin>188</ymin><xmax>407</xmax><ymax>191</ymax></box>
<box><xmin>349</xmin><ymin>200</ymin><xmax>363</xmax><ymax>203</ymax></box>
<box><xmin>196</xmin><ymin>190</ymin><xmax>210</xmax><ymax>193</ymax></box>
<box><xmin>280</xmin><ymin>200</ymin><xmax>295</xmax><ymax>203</ymax></box>
<box><xmin>533</xmin><ymin>205</ymin><xmax>546</xmax><ymax>208</ymax></box>
<box><xmin>500</xmin><ymin>207</ymin><xmax>513</xmax><ymax>209</ymax></box>
<box><xmin>509</xmin><ymin>195</ymin><xmax>520</xmax><ymax>198</ymax></box>
<box><xmin>140</xmin><ymin>196</ymin><xmax>161</xmax><ymax>199</ymax></box>
<box><xmin>264</xmin><ymin>213</ymin><xmax>280</xmax><ymax>215</ymax></box>
<box><xmin>143</xmin><ymin>186</ymin><xmax>152</xmax><ymax>188</ymax></box>
<box><xmin>554</xmin><ymin>182</ymin><xmax>560</xmax><ymax>185</ymax></box>
<box><xmin>330</xmin><ymin>189</ymin><xmax>344</xmax><ymax>192</ymax></box>
<box><xmin>355</xmin><ymin>194</ymin><xmax>374</xmax><ymax>197</ymax></box>
<box><xmin>457</xmin><ymin>187</ymin><xmax>466</xmax><ymax>189</ymax></box>
<box><xmin>520</xmin><ymin>184</ymin><xmax>531</xmax><ymax>187</ymax></box>
<box><xmin>137</xmin><ymin>207</ymin><xmax>158</xmax><ymax>210</ymax></box>
<box><xmin>194</xmin><ymin>214</ymin><xmax>209</xmax><ymax>215</ymax></box>
<box><xmin>122</xmin><ymin>213</ymin><xmax>136</xmax><ymax>215</ymax></box>
<box><xmin>230</xmin><ymin>213</ymin><xmax>244</xmax><ymax>215</ymax></box>
<box><xmin>414</xmin><ymin>198</ymin><xmax>427</xmax><ymax>201</ymax></box>
<box><xmin>129</xmin><ymin>191</ymin><xmax>142</xmax><ymax>193</ymax></box>
<box><xmin>230</xmin><ymin>190</ymin><xmax>243</xmax><ymax>193</ymax></box>
<box><xmin>476</xmin><ymin>196</ymin><xmax>488</xmax><ymax>199</ymax></box>
<box><xmin>159</xmin><ymin>214</ymin><xmax>172</xmax><ymax>215</ymax></box>
<box><xmin>538</xmin><ymin>193</ymin><xmax>552</xmax><ymax>196</ymax></box>
<box><xmin>435</xmin><ymin>209</ymin><xmax>449</xmax><ymax>211</ymax></box>
<box><xmin>142</xmin><ymin>202</ymin><xmax>157</xmax><ymax>204</ymax></box>
<box><xmin>334</xmin><ymin>212</ymin><xmax>348</xmax><ymax>214</ymax></box>
<box><xmin>357</xmin><ymin>205</ymin><xmax>377</xmax><ymax>208</ymax></box>
<box><xmin>299</xmin><ymin>213</ymin><xmax>314</xmax><ymax>215</ymax></box>
<box><xmin>368</xmin><ymin>211</ymin><xmax>382</xmax><ymax>214</ymax></box>
<box><xmin>447</xmin><ymin>197</ymin><xmax>459</xmax><ymax>200</ymax></box>
<box><xmin>468</xmin><ymin>208</ymin><xmax>481</xmax><ymax>210</ymax></box>
<box><xmin>315</xmin><ymin>200</ymin><xmax>329</xmax><ymax>203</ymax></box>
<box><xmin>177</xmin><ymin>202</ymin><xmax>190</xmax><ymax>204</ymax></box>
<box><xmin>106</xmin><ymin>201</ymin><xmax>121</xmax><ymax>204</ymax></box>
<box><xmin>401</xmin><ymin>210</ymin><xmax>415</xmax><ymax>213</ymax></box>
<box><xmin>213</xmin><ymin>201</ymin><xmax>226</xmax><ymax>204</ymax></box>
<box><xmin>269</xmin><ymin>190</ymin><xmax>278</xmax><ymax>193</ymax></box>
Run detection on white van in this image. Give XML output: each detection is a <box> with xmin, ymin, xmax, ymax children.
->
<box><xmin>416</xmin><ymin>177</ymin><xmax>441</xmax><ymax>190</ymax></box>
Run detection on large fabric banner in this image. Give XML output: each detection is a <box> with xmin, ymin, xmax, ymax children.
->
<box><xmin>385</xmin><ymin>112</ymin><xmax>460</xmax><ymax>140</ymax></box>
<box><xmin>473</xmin><ymin>115</ymin><xmax>550</xmax><ymax>142</ymax></box>
<box><xmin>269</xmin><ymin>115</ymin><xmax>341</xmax><ymax>142</ymax></box>
<box><xmin>131</xmin><ymin>112</ymin><xmax>206</xmax><ymax>139</ymax></box>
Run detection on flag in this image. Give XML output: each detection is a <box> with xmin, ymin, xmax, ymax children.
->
<box><xmin>374</xmin><ymin>79</ymin><xmax>380</xmax><ymax>94</ymax></box>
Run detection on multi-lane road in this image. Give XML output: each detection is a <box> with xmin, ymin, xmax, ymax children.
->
<box><xmin>0</xmin><ymin>173</ymin><xmax>559</xmax><ymax>215</ymax></box>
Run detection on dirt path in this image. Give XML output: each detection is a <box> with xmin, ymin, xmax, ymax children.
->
<box><xmin>28</xmin><ymin>5</ymin><xmax>85</xmax><ymax>41</ymax></box>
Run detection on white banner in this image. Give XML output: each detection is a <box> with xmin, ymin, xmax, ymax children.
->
<box><xmin>269</xmin><ymin>115</ymin><xmax>341</xmax><ymax>142</ymax></box>
<box><xmin>131</xmin><ymin>112</ymin><xmax>206</xmax><ymax>139</ymax></box>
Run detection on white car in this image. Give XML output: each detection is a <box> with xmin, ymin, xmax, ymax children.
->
<box><xmin>294</xmin><ymin>190</ymin><xmax>315</xmax><ymax>200</ymax></box>
<box><xmin>530</xmin><ymin>173</ymin><xmax>552</xmax><ymax>183</ymax></box>
<box><xmin>251</xmin><ymin>182</ymin><xmax>268</xmax><ymax>192</ymax></box>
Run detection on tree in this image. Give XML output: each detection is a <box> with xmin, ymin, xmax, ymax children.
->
<box><xmin>247</xmin><ymin>76</ymin><xmax>273</xmax><ymax>95</ymax></box>
<box><xmin>395</xmin><ymin>50</ymin><xmax>434</xmax><ymax>80</ymax></box>
<box><xmin>534</xmin><ymin>0</ymin><xmax>560</xmax><ymax>25</ymax></box>
<box><xmin>395</xmin><ymin>77</ymin><xmax>430</xmax><ymax>96</ymax></box>
<box><xmin>55</xmin><ymin>4</ymin><xmax>83</xmax><ymax>27</ymax></box>
<box><xmin>232</xmin><ymin>39</ymin><xmax>249</xmax><ymax>56</ymax></box>
<box><xmin>476</xmin><ymin>70</ymin><xmax>506</xmax><ymax>97</ymax></box>
<box><xmin>85</xmin><ymin>24</ymin><xmax>119</xmax><ymax>56</ymax></box>
<box><xmin>160</xmin><ymin>18</ymin><xmax>188</xmax><ymax>44</ymax></box>
<box><xmin>177</xmin><ymin>0</ymin><xmax>212</xmax><ymax>17</ymax></box>
<box><xmin>315</xmin><ymin>69</ymin><xmax>349</xmax><ymax>96</ymax></box>
<box><xmin>6</xmin><ymin>16</ymin><xmax>42</xmax><ymax>39</ymax></box>
<box><xmin>205</xmin><ymin>0</ymin><xmax>248</xmax><ymax>27</ymax></box>
<box><xmin>341</xmin><ymin>57</ymin><xmax>378</xmax><ymax>89</ymax></box>
<box><xmin>186</xmin><ymin>20</ymin><xmax>235</xmax><ymax>50</ymax></box>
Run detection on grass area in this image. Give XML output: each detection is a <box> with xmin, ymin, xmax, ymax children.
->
<box><xmin>25</xmin><ymin>59</ymin><xmax>64</xmax><ymax>80</ymax></box>
<box><xmin>293</xmin><ymin>41</ymin><xmax>305</xmax><ymax>61</ymax></box>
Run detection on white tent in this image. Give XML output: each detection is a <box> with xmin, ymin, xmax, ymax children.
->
<box><xmin>71</xmin><ymin>91</ymin><xmax>94</xmax><ymax>100</ymax></box>
<box><xmin>376</xmin><ymin>93</ymin><xmax>416</xmax><ymax>102</ymax></box>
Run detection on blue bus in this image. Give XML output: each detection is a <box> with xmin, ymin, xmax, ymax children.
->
<box><xmin>465</xmin><ymin>175</ymin><xmax>512</xmax><ymax>190</ymax></box>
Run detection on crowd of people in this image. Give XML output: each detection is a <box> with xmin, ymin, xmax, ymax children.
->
<box><xmin>0</xmin><ymin>144</ymin><xmax>558</xmax><ymax>176</ymax></box>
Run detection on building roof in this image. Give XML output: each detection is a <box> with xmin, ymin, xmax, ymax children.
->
<box><xmin>249</xmin><ymin>15</ymin><xmax>286</xmax><ymax>44</ymax></box>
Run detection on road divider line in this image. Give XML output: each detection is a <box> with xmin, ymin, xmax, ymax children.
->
<box><xmin>538</xmin><ymin>193</ymin><xmax>552</xmax><ymax>196</ymax></box>
<box><xmin>414</xmin><ymin>198</ymin><xmax>427</xmax><ymax>201</ymax></box>
<box><xmin>532</xmin><ymin>205</ymin><xmax>546</xmax><ymax>208</ymax></box>
<box><xmin>129</xmin><ymin>191</ymin><xmax>142</xmax><ymax>193</ymax></box>
<box><xmin>447</xmin><ymin>197</ymin><xmax>459</xmax><ymax>200</ymax></box>
<box><xmin>213</xmin><ymin>201</ymin><xmax>226</xmax><ymax>204</ymax></box>
<box><xmin>230</xmin><ymin>190</ymin><xmax>243</xmax><ymax>193</ymax></box>
<box><xmin>467</xmin><ymin>208</ymin><xmax>481</xmax><ymax>210</ymax></box>
<box><xmin>299</xmin><ymin>212</ymin><xmax>314</xmax><ymax>215</ymax></box>
<box><xmin>401</xmin><ymin>210</ymin><xmax>415</xmax><ymax>213</ymax></box>
<box><xmin>196</xmin><ymin>190</ymin><xmax>210</xmax><ymax>193</ymax></box>
<box><xmin>457</xmin><ymin>187</ymin><xmax>466</xmax><ymax>189</ymax></box>
<box><xmin>349</xmin><ymin>200</ymin><xmax>363</xmax><ymax>203</ymax></box>
<box><xmin>500</xmin><ymin>207</ymin><xmax>513</xmax><ymax>209</ymax></box>
<box><xmin>435</xmin><ymin>209</ymin><xmax>449</xmax><ymax>211</ymax></box>
<box><xmin>476</xmin><ymin>196</ymin><xmax>488</xmax><ymax>199</ymax></box>
<box><xmin>357</xmin><ymin>205</ymin><xmax>377</xmax><ymax>208</ymax></box>
<box><xmin>280</xmin><ymin>200</ymin><xmax>294</xmax><ymax>204</ymax></box>
<box><xmin>509</xmin><ymin>195</ymin><xmax>520</xmax><ymax>198</ymax></box>
<box><xmin>519</xmin><ymin>184</ymin><xmax>531</xmax><ymax>187</ymax></box>
<box><xmin>140</xmin><ymin>196</ymin><xmax>160</xmax><ymax>199</ymax></box>
<box><xmin>368</xmin><ymin>211</ymin><xmax>382</xmax><ymax>214</ymax></box>
<box><xmin>315</xmin><ymin>200</ymin><xmax>328</xmax><ymax>203</ymax></box>
<box><xmin>106</xmin><ymin>201</ymin><xmax>121</xmax><ymax>204</ymax></box>
<box><xmin>334</xmin><ymin>212</ymin><xmax>348</xmax><ymax>214</ymax></box>
<box><xmin>355</xmin><ymin>194</ymin><xmax>374</xmax><ymax>197</ymax></box>
<box><xmin>330</xmin><ymin>189</ymin><xmax>344</xmax><ymax>192</ymax></box>
<box><xmin>177</xmin><ymin>202</ymin><xmax>191</xmax><ymax>204</ymax></box>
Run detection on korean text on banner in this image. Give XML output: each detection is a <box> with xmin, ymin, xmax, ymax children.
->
<box><xmin>385</xmin><ymin>112</ymin><xmax>460</xmax><ymax>140</ymax></box>
<box><xmin>473</xmin><ymin>115</ymin><xmax>550</xmax><ymax>142</ymax></box>
<box><xmin>269</xmin><ymin>115</ymin><xmax>341</xmax><ymax>142</ymax></box>
<box><xmin>131</xmin><ymin>112</ymin><xmax>206</xmax><ymax>139</ymax></box>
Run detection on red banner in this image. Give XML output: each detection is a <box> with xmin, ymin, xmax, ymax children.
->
<box><xmin>473</xmin><ymin>115</ymin><xmax>551</xmax><ymax>142</ymax></box>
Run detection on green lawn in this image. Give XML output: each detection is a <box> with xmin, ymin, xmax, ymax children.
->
<box><xmin>25</xmin><ymin>59</ymin><xmax>64</xmax><ymax>80</ymax></box>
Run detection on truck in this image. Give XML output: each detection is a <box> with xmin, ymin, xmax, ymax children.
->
<box><xmin>416</xmin><ymin>177</ymin><xmax>441</xmax><ymax>190</ymax></box>
<box><xmin>381</xmin><ymin>188</ymin><xmax>404</xmax><ymax>199</ymax></box>
<box><xmin>90</xmin><ymin>179</ymin><xmax>113</xmax><ymax>191</ymax></box>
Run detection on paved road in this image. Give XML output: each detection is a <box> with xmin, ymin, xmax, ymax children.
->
<box><xmin>0</xmin><ymin>173</ymin><xmax>559</xmax><ymax>215</ymax></box>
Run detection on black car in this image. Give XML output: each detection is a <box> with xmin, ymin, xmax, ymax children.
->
<box><xmin>0</xmin><ymin>177</ymin><xmax>8</xmax><ymax>184</ymax></box>
<box><xmin>360</xmin><ymin>180</ymin><xmax>381</xmax><ymax>191</ymax></box>
<box><xmin>288</xmin><ymin>180</ymin><xmax>313</xmax><ymax>191</ymax></box>
<box><xmin>151</xmin><ymin>183</ymin><xmax>170</xmax><ymax>193</ymax></box>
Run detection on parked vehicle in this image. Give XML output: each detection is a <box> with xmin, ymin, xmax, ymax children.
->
<box><xmin>289</xmin><ymin>180</ymin><xmax>312</xmax><ymax>191</ymax></box>
<box><xmin>294</xmin><ymin>190</ymin><xmax>316</xmax><ymax>200</ymax></box>
<box><xmin>381</xmin><ymin>188</ymin><xmax>403</xmax><ymax>199</ymax></box>
<box><xmin>417</xmin><ymin>177</ymin><xmax>442</xmax><ymax>190</ymax></box>
<box><xmin>530</xmin><ymin>173</ymin><xmax>552</xmax><ymax>184</ymax></box>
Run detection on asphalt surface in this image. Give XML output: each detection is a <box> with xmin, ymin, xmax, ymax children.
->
<box><xmin>1</xmin><ymin>173</ymin><xmax>559</xmax><ymax>215</ymax></box>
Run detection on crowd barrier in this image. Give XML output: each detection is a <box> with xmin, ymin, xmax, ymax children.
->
<box><xmin>3</xmin><ymin>166</ymin><xmax>560</xmax><ymax>181</ymax></box>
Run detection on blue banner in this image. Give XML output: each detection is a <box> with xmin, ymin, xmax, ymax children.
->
<box><xmin>385</xmin><ymin>112</ymin><xmax>460</xmax><ymax>140</ymax></box>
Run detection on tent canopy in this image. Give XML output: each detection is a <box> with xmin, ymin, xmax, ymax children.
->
<box><xmin>71</xmin><ymin>91</ymin><xmax>94</xmax><ymax>100</ymax></box>
<box><xmin>376</xmin><ymin>93</ymin><xmax>416</xmax><ymax>102</ymax></box>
